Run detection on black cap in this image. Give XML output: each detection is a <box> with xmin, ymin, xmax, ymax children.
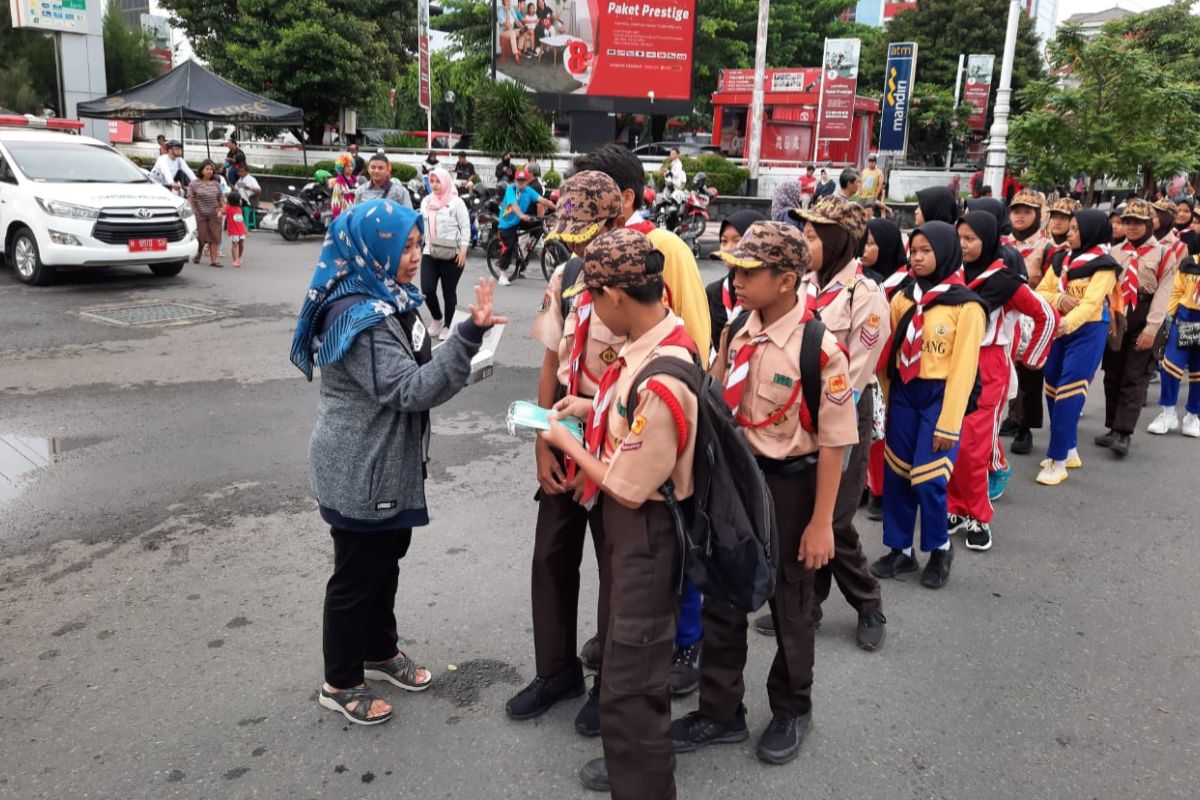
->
<box><xmin>166</xmin><ymin>139</ymin><xmax>182</xmax><ymax>149</ymax></box>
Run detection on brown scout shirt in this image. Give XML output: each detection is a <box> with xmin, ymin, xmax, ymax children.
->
<box><xmin>711</xmin><ymin>300</ymin><xmax>859</xmax><ymax>460</ymax></box>
<box><xmin>530</xmin><ymin>262</ymin><xmax>626</xmax><ymax>396</ymax></box>
<box><xmin>802</xmin><ymin>261</ymin><xmax>890</xmax><ymax>394</ymax></box>
<box><xmin>601</xmin><ymin>313</ymin><xmax>698</xmax><ymax>505</ymax></box>
<box><xmin>1112</xmin><ymin>236</ymin><xmax>1176</xmax><ymax>330</ymax></box>
<box><xmin>1013</xmin><ymin>230</ymin><xmax>1051</xmax><ymax>286</ymax></box>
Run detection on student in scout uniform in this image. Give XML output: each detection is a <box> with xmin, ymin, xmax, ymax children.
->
<box><xmin>1152</xmin><ymin>198</ymin><xmax>1190</xmax><ymax>279</ymax></box>
<box><xmin>706</xmin><ymin>210</ymin><xmax>767</xmax><ymax>356</ymax></box>
<box><xmin>946</xmin><ymin>212</ymin><xmax>1057</xmax><ymax>551</ymax></box>
<box><xmin>672</xmin><ymin>221</ymin><xmax>854</xmax><ymax>765</ymax></box>
<box><xmin>1148</xmin><ymin>253</ymin><xmax>1200</xmax><ymax>438</ymax></box>
<box><xmin>1098</xmin><ymin>199</ymin><xmax>1174</xmax><ymax>454</ymax></box>
<box><xmin>748</xmin><ymin>198</ymin><xmax>887</xmax><ymax>650</ymax></box>
<box><xmin>541</xmin><ymin>228</ymin><xmax>701</xmax><ymax>798</ymax></box>
<box><xmin>1044</xmin><ymin>198</ymin><xmax>1079</xmax><ymax>251</ymax></box>
<box><xmin>1001</xmin><ymin>190</ymin><xmax>1055</xmax><ymax>456</ymax></box>
<box><xmin>1034</xmin><ymin>209</ymin><xmax>1121</xmax><ymax>486</ymax></box>
<box><xmin>870</xmin><ymin>221</ymin><xmax>986</xmax><ymax>589</ymax></box>
<box><xmin>1110</xmin><ymin>207</ymin><xmax>1127</xmax><ymax>247</ymax></box>
<box><xmin>861</xmin><ymin>217</ymin><xmax>909</xmax><ymax>520</ymax></box>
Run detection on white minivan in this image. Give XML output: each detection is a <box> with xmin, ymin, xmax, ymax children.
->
<box><xmin>0</xmin><ymin>122</ymin><xmax>197</xmax><ymax>286</ymax></box>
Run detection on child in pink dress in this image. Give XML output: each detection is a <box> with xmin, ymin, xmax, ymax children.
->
<box><xmin>225</xmin><ymin>195</ymin><xmax>248</xmax><ymax>267</ymax></box>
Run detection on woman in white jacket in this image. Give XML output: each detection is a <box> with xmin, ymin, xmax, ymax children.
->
<box><xmin>420</xmin><ymin>167</ymin><xmax>472</xmax><ymax>339</ymax></box>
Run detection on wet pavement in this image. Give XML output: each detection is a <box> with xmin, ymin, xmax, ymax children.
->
<box><xmin>1</xmin><ymin>230</ymin><xmax>1197</xmax><ymax>799</ymax></box>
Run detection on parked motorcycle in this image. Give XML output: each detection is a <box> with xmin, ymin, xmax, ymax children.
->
<box><xmin>274</xmin><ymin>181</ymin><xmax>332</xmax><ymax>242</ymax></box>
<box><xmin>651</xmin><ymin>172</ymin><xmax>718</xmax><ymax>254</ymax></box>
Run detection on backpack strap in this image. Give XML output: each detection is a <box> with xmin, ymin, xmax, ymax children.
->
<box><xmin>560</xmin><ymin>256</ymin><xmax>585</xmax><ymax>321</ymax></box>
<box><xmin>799</xmin><ymin>318</ymin><xmax>826</xmax><ymax>434</ymax></box>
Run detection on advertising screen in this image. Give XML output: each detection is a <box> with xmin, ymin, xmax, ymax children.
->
<box><xmin>9</xmin><ymin>0</ymin><xmax>99</xmax><ymax>34</ymax></box>
<box><xmin>817</xmin><ymin>38</ymin><xmax>861</xmax><ymax>142</ymax></box>
<box><xmin>964</xmin><ymin>54</ymin><xmax>995</xmax><ymax>132</ymax></box>
<box><xmin>493</xmin><ymin>0</ymin><xmax>695</xmax><ymax>104</ymax></box>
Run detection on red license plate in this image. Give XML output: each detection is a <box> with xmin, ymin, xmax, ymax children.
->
<box><xmin>128</xmin><ymin>238</ymin><xmax>168</xmax><ymax>252</ymax></box>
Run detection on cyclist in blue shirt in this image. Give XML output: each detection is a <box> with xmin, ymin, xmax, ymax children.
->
<box><xmin>497</xmin><ymin>168</ymin><xmax>556</xmax><ymax>285</ymax></box>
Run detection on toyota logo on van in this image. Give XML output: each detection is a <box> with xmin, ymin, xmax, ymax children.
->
<box><xmin>135</xmin><ymin>208</ymin><xmax>153</xmax><ymax>219</ymax></box>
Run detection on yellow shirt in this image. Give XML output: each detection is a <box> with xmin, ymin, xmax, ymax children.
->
<box><xmin>1035</xmin><ymin>262</ymin><xmax>1118</xmax><ymax>335</ymax></box>
<box><xmin>881</xmin><ymin>295</ymin><xmax>986</xmax><ymax>441</ymax></box>
<box><xmin>1169</xmin><ymin>269</ymin><xmax>1200</xmax><ymax>316</ymax></box>
<box><xmin>647</xmin><ymin>227</ymin><xmax>713</xmax><ymax>361</ymax></box>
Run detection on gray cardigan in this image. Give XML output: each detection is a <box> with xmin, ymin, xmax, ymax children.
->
<box><xmin>309</xmin><ymin>312</ymin><xmax>482</xmax><ymax>524</ymax></box>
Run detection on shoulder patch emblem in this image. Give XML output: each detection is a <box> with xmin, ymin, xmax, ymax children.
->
<box><xmin>934</xmin><ymin>323</ymin><xmax>950</xmax><ymax>337</ymax></box>
<box><xmin>867</xmin><ymin>313</ymin><xmax>881</xmax><ymax>328</ymax></box>
<box><xmin>828</xmin><ymin>374</ymin><xmax>848</xmax><ymax>395</ymax></box>
<box><xmin>631</xmin><ymin>415</ymin><xmax>647</xmax><ymax>435</ymax></box>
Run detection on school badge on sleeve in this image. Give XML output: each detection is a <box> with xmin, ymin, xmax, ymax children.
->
<box><xmin>826</xmin><ymin>373</ymin><xmax>852</xmax><ymax>405</ymax></box>
<box><xmin>631</xmin><ymin>415</ymin><xmax>647</xmax><ymax>435</ymax></box>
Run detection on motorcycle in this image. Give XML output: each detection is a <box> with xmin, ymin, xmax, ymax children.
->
<box><xmin>464</xmin><ymin>182</ymin><xmax>495</xmax><ymax>248</ymax></box>
<box><xmin>475</xmin><ymin>186</ymin><xmax>503</xmax><ymax>249</ymax></box>
<box><xmin>652</xmin><ymin>172</ymin><xmax>718</xmax><ymax>254</ymax></box>
<box><xmin>272</xmin><ymin>181</ymin><xmax>332</xmax><ymax>242</ymax></box>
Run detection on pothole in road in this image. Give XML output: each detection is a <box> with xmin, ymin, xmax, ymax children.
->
<box><xmin>74</xmin><ymin>301</ymin><xmax>235</xmax><ymax>327</ymax></box>
<box><xmin>431</xmin><ymin>659</ymin><xmax>522</xmax><ymax>707</ymax></box>
<box><xmin>0</xmin><ymin>434</ymin><xmax>103</xmax><ymax>503</ymax></box>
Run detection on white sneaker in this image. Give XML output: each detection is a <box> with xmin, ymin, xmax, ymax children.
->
<box><xmin>1146</xmin><ymin>408</ymin><xmax>1179</xmax><ymax>435</ymax></box>
<box><xmin>1036</xmin><ymin>460</ymin><xmax>1069</xmax><ymax>486</ymax></box>
<box><xmin>438</xmin><ymin>326</ymin><xmax>451</xmax><ymax>341</ymax></box>
<box><xmin>498</xmin><ymin>274</ymin><xmax>511</xmax><ymax>287</ymax></box>
<box><xmin>1182</xmin><ymin>413</ymin><xmax>1200</xmax><ymax>438</ymax></box>
<box><xmin>427</xmin><ymin>319</ymin><xmax>444</xmax><ymax>337</ymax></box>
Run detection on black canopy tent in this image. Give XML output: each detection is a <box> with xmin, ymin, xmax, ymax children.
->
<box><xmin>77</xmin><ymin>60</ymin><xmax>307</xmax><ymax>165</ymax></box>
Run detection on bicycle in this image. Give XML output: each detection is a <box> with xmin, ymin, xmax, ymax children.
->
<box><xmin>486</xmin><ymin>217</ymin><xmax>573</xmax><ymax>282</ymax></box>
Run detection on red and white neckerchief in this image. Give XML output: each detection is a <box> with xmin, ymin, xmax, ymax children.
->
<box><xmin>967</xmin><ymin>258</ymin><xmax>1007</xmax><ymax>290</ymax></box>
<box><xmin>723</xmin><ymin>307</ymin><xmax>815</xmax><ymax>429</ymax></box>
<box><xmin>1014</xmin><ymin>233</ymin><xmax>1043</xmax><ymax>261</ymax></box>
<box><xmin>898</xmin><ymin>268</ymin><xmax>967</xmax><ymax>383</ymax></box>
<box><xmin>881</xmin><ymin>269</ymin><xmax>910</xmax><ymax>299</ymax></box>
<box><xmin>1059</xmin><ymin>245</ymin><xmax>1109</xmax><ymax>292</ymax></box>
<box><xmin>625</xmin><ymin>214</ymin><xmax>656</xmax><ymax>235</ymax></box>
<box><xmin>721</xmin><ymin>276</ymin><xmax>742</xmax><ymax>319</ymax></box>
<box><xmin>580</xmin><ymin>322</ymin><xmax>695</xmax><ymax>504</ymax></box>
<box><xmin>1000</xmin><ymin>234</ymin><xmax>1017</xmax><ymax>247</ymax></box>
<box><xmin>1119</xmin><ymin>241</ymin><xmax>1156</xmax><ymax>310</ymax></box>
<box><xmin>566</xmin><ymin>291</ymin><xmax>601</xmax><ymax>398</ymax></box>
<box><xmin>806</xmin><ymin>260</ymin><xmax>862</xmax><ymax>314</ymax></box>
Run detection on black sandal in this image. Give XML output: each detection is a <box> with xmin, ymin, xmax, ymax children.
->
<box><xmin>364</xmin><ymin>652</ymin><xmax>433</xmax><ymax>692</ymax></box>
<box><xmin>318</xmin><ymin>685</ymin><xmax>393</xmax><ymax>725</ymax></box>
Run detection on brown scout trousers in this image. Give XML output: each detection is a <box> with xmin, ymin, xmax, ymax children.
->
<box><xmin>698</xmin><ymin>470</ymin><xmax>817</xmax><ymax>724</ymax></box>
<box><xmin>530</xmin><ymin>483</ymin><xmax>607</xmax><ymax>678</ymax></box>
<box><xmin>1102</xmin><ymin>293</ymin><xmax>1157</xmax><ymax>435</ymax></box>
<box><xmin>597</xmin><ymin>497</ymin><xmax>681</xmax><ymax>800</ymax></box>
<box><xmin>813</xmin><ymin>390</ymin><xmax>882</xmax><ymax>622</ymax></box>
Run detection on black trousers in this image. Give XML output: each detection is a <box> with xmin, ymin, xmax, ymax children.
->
<box><xmin>497</xmin><ymin>219</ymin><xmax>539</xmax><ymax>273</ymax></box>
<box><xmin>323</xmin><ymin>527</ymin><xmax>413</xmax><ymax>688</ymax></box>
<box><xmin>814</xmin><ymin>390</ymin><xmax>882</xmax><ymax>620</ymax></box>
<box><xmin>420</xmin><ymin>254</ymin><xmax>463</xmax><ymax>322</ymax></box>
<box><xmin>1103</xmin><ymin>294</ymin><xmax>1156</xmax><ymax>434</ymax></box>
<box><xmin>1008</xmin><ymin>364</ymin><xmax>1046</xmax><ymax>430</ymax></box>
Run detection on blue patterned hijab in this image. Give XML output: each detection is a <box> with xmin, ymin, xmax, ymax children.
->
<box><xmin>290</xmin><ymin>199</ymin><xmax>425</xmax><ymax>379</ymax></box>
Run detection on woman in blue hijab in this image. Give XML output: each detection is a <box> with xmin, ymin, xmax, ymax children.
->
<box><xmin>292</xmin><ymin>199</ymin><xmax>505</xmax><ymax>726</ymax></box>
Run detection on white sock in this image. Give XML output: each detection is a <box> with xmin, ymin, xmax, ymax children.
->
<box><xmin>937</xmin><ymin>540</ymin><xmax>951</xmax><ymax>551</ymax></box>
<box><xmin>901</xmin><ymin>547</ymin><xmax>913</xmax><ymax>557</ymax></box>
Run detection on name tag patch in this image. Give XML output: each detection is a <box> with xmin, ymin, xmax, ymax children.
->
<box><xmin>375</xmin><ymin>500</ymin><xmax>397</xmax><ymax>511</ymax></box>
<box><xmin>620</xmin><ymin>441</ymin><xmax>643</xmax><ymax>452</ymax></box>
<box><xmin>773</xmin><ymin>373</ymin><xmax>794</xmax><ymax>388</ymax></box>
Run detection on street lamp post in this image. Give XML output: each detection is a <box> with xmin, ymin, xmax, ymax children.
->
<box><xmin>445</xmin><ymin>90</ymin><xmax>456</xmax><ymax>146</ymax></box>
<box><xmin>745</xmin><ymin>0</ymin><xmax>769</xmax><ymax>197</ymax></box>
<box><xmin>984</xmin><ymin>0</ymin><xmax>1021</xmax><ymax>193</ymax></box>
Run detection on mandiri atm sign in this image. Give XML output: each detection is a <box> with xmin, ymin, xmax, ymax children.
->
<box><xmin>878</xmin><ymin>42</ymin><xmax>918</xmax><ymax>156</ymax></box>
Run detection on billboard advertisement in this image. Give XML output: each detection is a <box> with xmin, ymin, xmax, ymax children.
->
<box><xmin>9</xmin><ymin>0</ymin><xmax>99</xmax><ymax>34</ymax></box>
<box><xmin>493</xmin><ymin>0</ymin><xmax>695</xmax><ymax>103</ymax></box>
<box><xmin>878</xmin><ymin>41</ymin><xmax>917</xmax><ymax>155</ymax></box>
<box><xmin>816</xmin><ymin>38</ymin><xmax>861</xmax><ymax>142</ymax></box>
<box><xmin>963</xmin><ymin>53</ymin><xmax>995</xmax><ymax>132</ymax></box>
<box><xmin>418</xmin><ymin>0</ymin><xmax>431</xmax><ymax>110</ymax></box>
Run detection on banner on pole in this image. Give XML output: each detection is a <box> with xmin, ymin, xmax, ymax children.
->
<box><xmin>963</xmin><ymin>54</ymin><xmax>994</xmax><ymax>132</ymax></box>
<box><xmin>878</xmin><ymin>41</ymin><xmax>917</xmax><ymax>156</ymax></box>
<box><xmin>817</xmin><ymin>38</ymin><xmax>861</xmax><ymax>142</ymax></box>
<box><xmin>418</xmin><ymin>0</ymin><xmax>431</xmax><ymax>111</ymax></box>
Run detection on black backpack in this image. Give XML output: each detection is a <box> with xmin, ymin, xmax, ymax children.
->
<box><xmin>560</xmin><ymin>256</ymin><xmax>584</xmax><ymax>320</ymax></box>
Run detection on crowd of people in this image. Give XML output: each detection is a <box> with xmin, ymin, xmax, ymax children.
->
<box><xmin>285</xmin><ymin>144</ymin><xmax>1198</xmax><ymax>799</ymax></box>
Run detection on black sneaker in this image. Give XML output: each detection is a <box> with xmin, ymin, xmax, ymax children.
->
<box><xmin>671</xmin><ymin>708</ymin><xmax>749</xmax><ymax>753</ymax></box>
<box><xmin>756</xmin><ymin>713</ymin><xmax>811</xmax><ymax>765</ymax></box>
<box><xmin>669</xmin><ymin>642</ymin><xmax>701</xmax><ymax>696</ymax></box>
<box><xmin>579</xmin><ymin>758</ymin><xmax>609</xmax><ymax>792</ymax></box>
<box><xmin>1110</xmin><ymin>432</ymin><xmax>1131</xmax><ymax>457</ymax></box>
<box><xmin>753</xmin><ymin>612</ymin><xmax>775</xmax><ymax>636</ymax></box>
<box><xmin>947</xmin><ymin>513</ymin><xmax>970</xmax><ymax>536</ymax></box>
<box><xmin>999</xmin><ymin>417</ymin><xmax>1021</xmax><ymax>437</ymax></box>
<box><xmin>856</xmin><ymin>609</ymin><xmax>887</xmax><ymax>651</ymax></box>
<box><xmin>505</xmin><ymin>662</ymin><xmax>586</xmax><ymax>720</ymax></box>
<box><xmin>870</xmin><ymin>548</ymin><xmax>919</xmax><ymax>579</ymax></box>
<box><xmin>920</xmin><ymin>544</ymin><xmax>954</xmax><ymax>589</ymax></box>
<box><xmin>574</xmin><ymin>677</ymin><xmax>601</xmax><ymax>737</ymax></box>
<box><xmin>866</xmin><ymin>494</ymin><xmax>884</xmax><ymax>521</ymax></box>
<box><xmin>1010</xmin><ymin>428</ymin><xmax>1034</xmax><ymax>455</ymax></box>
<box><xmin>1094</xmin><ymin>429</ymin><xmax>1118</xmax><ymax>448</ymax></box>
<box><xmin>579</xmin><ymin>634</ymin><xmax>602</xmax><ymax>672</ymax></box>
<box><xmin>964</xmin><ymin>519</ymin><xmax>993</xmax><ymax>552</ymax></box>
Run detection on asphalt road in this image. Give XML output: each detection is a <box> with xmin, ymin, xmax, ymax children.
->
<box><xmin>1</xmin><ymin>231</ymin><xmax>1197</xmax><ymax>800</ymax></box>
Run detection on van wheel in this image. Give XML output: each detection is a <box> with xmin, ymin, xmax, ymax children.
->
<box><xmin>11</xmin><ymin>228</ymin><xmax>56</xmax><ymax>286</ymax></box>
<box><xmin>149</xmin><ymin>261</ymin><xmax>186</xmax><ymax>277</ymax></box>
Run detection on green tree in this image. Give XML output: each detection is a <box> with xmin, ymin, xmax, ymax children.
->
<box><xmin>906</xmin><ymin>87</ymin><xmax>973</xmax><ymax>166</ymax></box>
<box><xmin>103</xmin><ymin>4</ymin><xmax>160</xmax><ymax>94</ymax></box>
<box><xmin>0</xmin><ymin>4</ymin><xmax>57</xmax><ymax>114</ymax></box>
<box><xmin>157</xmin><ymin>0</ymin><xmax>411</xmax><ymax>143</ymax></box>
<box><xmin>472</xmin><ymin>81</ymin><xmax>555</xmax><ymax>157</ymax></box>
<box><xmin>1106</xmin><ymin>0</ymin><xmax>1200</xmax><ymax>106</ymax></box>
<box><xmin>1009</xmin><ymin>29</ymin><xmax>1200</xmax><ymax>203</ymax></box>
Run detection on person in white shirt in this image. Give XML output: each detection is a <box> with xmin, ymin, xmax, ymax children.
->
<box><xmin>661</xmin><ymin>148</ymin><xmax>688</xmax><ymax>204</ymax></box>
<box><xmin>150</xmin><ymin>140</ymin><xmax>197</xmax><ymax>194</ymax></box>
<box><xmin>419</xmin><ymin>167</ymin><xmax>472</xmax><ymax>339</ymax></box>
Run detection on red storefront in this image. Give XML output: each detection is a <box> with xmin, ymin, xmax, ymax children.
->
<box><xmin>711</xmin><ymin>68</ymin><xmax>879</xmax><ymax>165</ymax></box>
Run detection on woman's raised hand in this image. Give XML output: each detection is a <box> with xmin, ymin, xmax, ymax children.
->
<box><xmin>469</xmin><ymin>277</ymin><xmax>508</xmax><ymax>328</ymax></box>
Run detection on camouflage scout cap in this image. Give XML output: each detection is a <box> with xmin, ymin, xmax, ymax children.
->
<box><xmin>1048</xmin><ymin>197</ymin><xmax>1081</xmax><ymax>217</ymax></box>
<box><xmin>562</xmin><ymin>228</ymin><xmax>657</xmax><ymax>297</ymax></box>
<box><xmin>1152</xmin><ymin>197</ymin><xmax>1178</xmax><ymax>216</ymax></box>
<box><xmin>546</xmin><ymin>170</ymin><xmax>624</xmax><ymax>244</ymax></box>
<box><xmin>716</xmin><ymin>221</ymin><xmax>811</xmax><ymax>273</ymax></box>
<box><xmin>1121</xmin><ymin>198</ymin><xmax>1154</xmax><ymax>221</ymax></box>
<box><xmin>1009</xmin><ymin>189</ymin><xmax>1044</xmax><ymax>210</ymax></box>
<box><xmin>790</xmin><ymin>196</ymin><xmax>868</xmax><ymax>241</ymax></box>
